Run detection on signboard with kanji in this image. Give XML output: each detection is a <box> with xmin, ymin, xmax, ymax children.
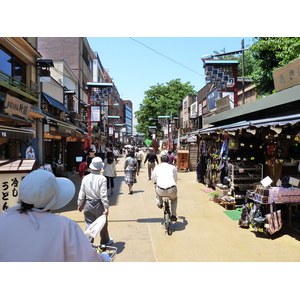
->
<box><xmin>273</xmin><ymin>58</ymin><xmax>300</xmax><ymax>92</ymax></box>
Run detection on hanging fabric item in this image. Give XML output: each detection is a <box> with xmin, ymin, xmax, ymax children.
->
<box><xmin>26</xmin><ymin>146</ymin><xmax>36</xmax><ymax>159</ymax></box>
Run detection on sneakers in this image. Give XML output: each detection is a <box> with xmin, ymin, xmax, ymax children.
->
<box><xmin>157</xmin><ymin>204</ymin><xmax>163</xmax><ymax>209</ymax></box>
<box><xmin>171</xmin><ymin>215</ymin><xmax>177</xmax><ymax>222</ymax></box>
<box><xmin>105</xmin><ymin>238</ymin><xmax>114</xmax><ymax>246</ymax></box>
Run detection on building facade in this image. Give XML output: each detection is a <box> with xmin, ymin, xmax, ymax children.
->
<box><xmin>0</xmin><ymin>37</ymin><xmax>43</xmax><ymax>161</ymax></box>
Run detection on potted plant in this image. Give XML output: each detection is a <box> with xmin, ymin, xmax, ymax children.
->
<box><xmin>209</xmin><ymin>191</ymin><xmax>220</xmax><ymax>202</ymax></box>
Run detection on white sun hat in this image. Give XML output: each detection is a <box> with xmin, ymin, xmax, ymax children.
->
<box><xmin>19</xmin><ymin>169</ymin><xmax>75</xmax><ymax>212</ymax></box>
<box><xmin>89</xmin><ymin>157</ymin><xmax>104</xmax><ymax>171</ymax></box>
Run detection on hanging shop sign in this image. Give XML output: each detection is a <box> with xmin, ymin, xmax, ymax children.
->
<box><xmin>216</xmin><ymin>95</ymin><xmax>231</xmax><ymax>113</ymax></box>
<box><xmin>273</xmin><ymin>58</ymin><xmax>300</xmax><ymax>92</ymax></box>
<box><xmin>207</xmin><ymin>87</ymin><xmax>221</xmax><ymax>111</ymax></box>
<box><xmin>4</xmin><ymin>94</ymin><xmax>31</xmax><ymax>119</ymax></box>
<box><xmin>91</xmin><ymin>106</ymin><xmax>101</xmax><ymax>122</ymax></box>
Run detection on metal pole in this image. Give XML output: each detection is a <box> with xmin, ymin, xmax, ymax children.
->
<box><xmin>37</xmin><ymin>69</ymin><xmax>44</xmax><ymax>166</ymax></box>
<box><xmin>242</xmin><ymin>39</ymin><xmax>245</xmax><ymax>104</ymax></box>
<box><xmin>87</xmin><ymin>86</ymin><xmax>92</xmax><ymax>146</ymax></box>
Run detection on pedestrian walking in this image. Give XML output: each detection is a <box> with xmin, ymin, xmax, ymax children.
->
<box><xmin>135</xmin><ymin>148</ymin><xmax>144</xmax><ymax>175</ymax></box>
<box><xmin>167</xmin><ymin>150</ymin><xmax>177</xmax><ymax>165</ymax></box>
<box><xmin>143</xmin><ymin>148</ymin><xmax>158</xmax><ymax>180</ymax></box>
<box><xmin>85</xmin><ymin>148</ymin><xmax>95</xmax><ymax>175</ymax></box>
<box><xmin>151</xmin><ymin>155</ymin><xmax>178</xmax><ymax>221</ymax></box>
<box><xmin>103</xmin><ymin>150</ymin><xmax>117</xmax><ymax>196</ymax></box>
<box><xmin>77</xmin><ymin>157</ymin><xmax>114</xmax><ymax>246</ymax></box>
<box><xmin>124</xmin><ymin>150</ymin><xmax>138</xmax><ymax>194</ymax></box>
<box><xmin>0</xmin><ymin>169</ymin><xmax>110</xmax><ymax>262</ymax></box>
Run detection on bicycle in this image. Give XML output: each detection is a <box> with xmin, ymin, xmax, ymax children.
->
<box><xmin>162</xmin><ymin>196</ymin><xmax>173</xmax><ymax>236</ymax></box>
<box><xmin>93</xmin><ymin>244</ymin><xmax>118</xmax><ymax>261</ymax></box>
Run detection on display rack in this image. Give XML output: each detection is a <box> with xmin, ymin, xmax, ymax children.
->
<box><xmin>228</xmin><ymin>162</ymin><xmax>263</xmax><ymax>205</ymax></box>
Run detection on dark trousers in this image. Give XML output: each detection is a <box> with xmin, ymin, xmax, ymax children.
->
<box><xmin>105</xmin><ymin>176</ymin><xmax>114</xmax><ymax>189</ymax></box>
<box><xmin>84</xmin><ymin>199</ymin><xmax>110</xmax><ymax>244</ymax></box>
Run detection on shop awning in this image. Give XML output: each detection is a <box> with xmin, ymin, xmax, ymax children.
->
<box><xmin>250</xmin><ymin>113</ymin><xmax>300</xmax><ymax>128</ymax></box>
<box><xmin>43</xmin><ymin>92</ymin><xmax>70</xmax><ymax>114</ymax></box>
<box><xmin>0</xmin><ymin>125</ymin><xmax>35</xmax><ymax>140</ymax></box>
<box><xmin>186</xmin><ymin>135</ymin><xmax>197</xmax><ymax>143</ymax></box>
<box><xmin>30</xmin><ymin>105</ymin><xmax>45</xmax><ymax>119</ymax></box>
<box><xmin>197</xmin><ymin>114</ymin><xmax>300</xmax><ymax>135</ymax></box>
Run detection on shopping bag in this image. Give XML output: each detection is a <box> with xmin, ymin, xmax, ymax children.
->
<box><xmin>265</xmin><ymin>202</ymin><xmax>282</xmax><ymax>235</ymax></box>
<box><xmin>84</xmin><ymin>214</ymin><xmax>106</xmax><ymax>238</ymax></box>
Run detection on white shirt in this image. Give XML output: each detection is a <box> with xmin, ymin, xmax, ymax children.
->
<box><xmin>103</xmin><ymin>158</ymin><xmax>117</xmax><ymax>177</ymax></box>
<box><xmin>151</xmin><ymin>162</ymin><xmax>178</xmax><ymax>189</ymax></box>
<box><xmin>0</xmin><ymin>207</ymin><xmax>108</xmax><ymax>262</ymax></box>
<box><xmin>135</xmin><ymin>152</ymin><xmax>143</xmax><ymax>160</ymax></box>
<box><xmin>77</xmin><ymin>172</ymin><xmax>109</xmax><ymax>209</ymax></box>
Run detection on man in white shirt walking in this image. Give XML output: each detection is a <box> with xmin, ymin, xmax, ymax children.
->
<box><xmin>151</xmin><ymin>155</ymin><xmax>178</xmax><ymax>221</ymax></box>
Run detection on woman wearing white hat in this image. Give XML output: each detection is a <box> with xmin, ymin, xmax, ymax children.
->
<box><xmin>0</xmin><ymin>169</ymin><xmax>110</xmax><ymax>262</ymax></box>
<box><xmin>77</xmin><ymin>157</ymin><xmax>113</xmax><ymax>246</ymax></box>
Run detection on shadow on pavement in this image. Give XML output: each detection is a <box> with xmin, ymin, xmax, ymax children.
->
<box><xmin>113</xmin><ymin>241</ymin><xmax>125</xmax><ymax>255</ymax></box>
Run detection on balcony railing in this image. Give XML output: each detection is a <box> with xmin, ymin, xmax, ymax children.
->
<box><xmin>0</xmin><ymin>70</ymin><xmax>39</xmax><ymax>102</ymax></box>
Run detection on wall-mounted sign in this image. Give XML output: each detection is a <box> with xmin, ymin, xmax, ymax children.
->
<box><xmin>273</xmin><ymin>58</ymin><xmax>300</xmax><ymax>92</ymax></box>
<box><xmin>4</xmin><ymin>94</ymin><xmax>31</xmax><ymax>119</ymax></box>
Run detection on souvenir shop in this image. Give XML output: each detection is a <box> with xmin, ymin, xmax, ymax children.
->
<box><xmin>196</xmin><ymin>84</ymin><xmax>300</xmax><ymax>234</ymax></box>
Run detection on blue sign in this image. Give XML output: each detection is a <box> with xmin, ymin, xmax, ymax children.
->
<box><xmin>207</xmin><ymin>88</ymin><xmax>220</xmax><ymax>111</ymax></box>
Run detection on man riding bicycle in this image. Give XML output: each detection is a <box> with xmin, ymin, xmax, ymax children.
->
<box><xmin>151</xmin><ymin>155</ymin><xmax>178</xmax><ymax>221</ymax></box>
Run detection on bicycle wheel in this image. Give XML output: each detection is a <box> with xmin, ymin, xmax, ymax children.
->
<box><xmin>165</xmin><ymin>212</ymin><xmax>172</xmax><ymax>235</ymax></box>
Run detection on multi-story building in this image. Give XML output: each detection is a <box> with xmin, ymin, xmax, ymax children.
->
<box><xmin>38</xmin><ymin>38</ymin><xmax>126</xmax><ymax>170</ymax></box>
<box><xmin>123</xmin><ymin>100</ymin><xmax>133</xmax><ymax>144</ymax></box>
<box><xmin>0</xmin><ymin>37</ymin><xmax>44</xmax><ymax>161</ymax></box>
<box><xmin>178</xmin><ymin>94</ymin><xmax>197</xmax><ymax>136</ymax></box>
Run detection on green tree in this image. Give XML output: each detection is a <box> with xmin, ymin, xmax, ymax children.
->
<box><xmin>248</xmin><ymin>37</ymin><xmax>300</xmax><ymax>95</ymax></box>
<box><xmin>135</xmin><ymin>78</ymin><xmax>196</xmax><ymax>137</ymax></box>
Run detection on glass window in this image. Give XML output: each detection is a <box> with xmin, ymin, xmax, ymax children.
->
<box><xmin>0</xmin><ymin>46</ymin><xmax>26</xmax><ymax>84</ymax></box>
<box><xmin>13</xmin><ymin>59</ymin><xmax>26</xmax><ymax>83</ymax></box>
<box><xmin>0</xmin><ymin>47</ymin><xmax>12</xmax><ymax>77</ymax></box>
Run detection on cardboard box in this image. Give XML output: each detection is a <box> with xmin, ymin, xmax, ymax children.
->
<box><xmin>215</xmin><ymin>186</ymin><xmax>229</xmax><ymax>196</ymax></box>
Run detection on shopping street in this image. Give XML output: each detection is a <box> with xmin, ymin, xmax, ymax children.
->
<box><xmin>55</xmin><ymin>155</ymin><xmax>300</xmax><ymax>262</ymax></box>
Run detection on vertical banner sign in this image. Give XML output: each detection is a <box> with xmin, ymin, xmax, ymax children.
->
<box><xmin>91</xmin><ymin>106</ymin><xmax>100</xmax><ymax>122</ymax></box>
<box><xmin>0</xmin><ymin>174</ymin><xmax>27</xmax><ymax>213</ymax></box>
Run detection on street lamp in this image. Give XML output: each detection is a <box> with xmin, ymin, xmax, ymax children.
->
<box><xmin>148</xmin><ymin>125</ymin><xmax>157</xmax><ymax>153</ymax></box>
<box><xmin>114</xmin><ymin>123</ymin><xmax>126</xmax><ymax>145</ymax></box>
<box><xmin>107</xmin><ymin>115</ymin><xmax>120</xmax><ymax>147</ymax></box>
<box><xmin>86</xmin><ymin>82</ymin><xmax>115</xmax><ymax>148</ymax></box>
<box><xmin>86</xmin><ymin>81</ymin><xmax>121</xmax><ymax>151</ymax></box>
<box><xmin>158</xmin><ymin>115</ymin><xmax>171</xmax><ymax>150</ymax></box>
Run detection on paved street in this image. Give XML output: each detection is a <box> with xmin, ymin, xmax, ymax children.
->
<box><xmin>56</xmin><ymin>155</ymin><xmax>300</xmax><ymax>262</ymax></box>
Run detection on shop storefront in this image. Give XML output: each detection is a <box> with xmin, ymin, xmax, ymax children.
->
<box><xmin>196</xmin><ymin>81</ymin><xmax>300</xmax><ymax>233</ymax></box>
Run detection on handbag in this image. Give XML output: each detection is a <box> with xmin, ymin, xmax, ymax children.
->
<box><xmin>84</xmin><ymin>214</ymin><xmax>107</xmax><ymax>239</ymax></box>
<box><xmin>265</xmin><ymin>201</ymin><xmax>282</xmax><ymax>235</ymax></box>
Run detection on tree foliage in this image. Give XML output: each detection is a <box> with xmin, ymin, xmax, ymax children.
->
<box><xmin>135</xmin><ymin>78</ymin><xmax>196</xmax><ymax>137</ymax></box>
<box><xmin>248</xmin><ymin>37</ymin><xmax>300</xmax><ymax>95</ymax></box>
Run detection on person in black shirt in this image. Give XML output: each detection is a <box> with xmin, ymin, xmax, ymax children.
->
<box><xmin>143</xmin><ymin>148</ymin><xmax>159</xmax><ymax>180</ymax></box>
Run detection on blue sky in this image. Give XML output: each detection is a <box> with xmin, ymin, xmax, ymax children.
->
<box><xmin>87</xmin><ymin>37</ymin><xmax>253</xmax><ymax>116</ymax></box>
